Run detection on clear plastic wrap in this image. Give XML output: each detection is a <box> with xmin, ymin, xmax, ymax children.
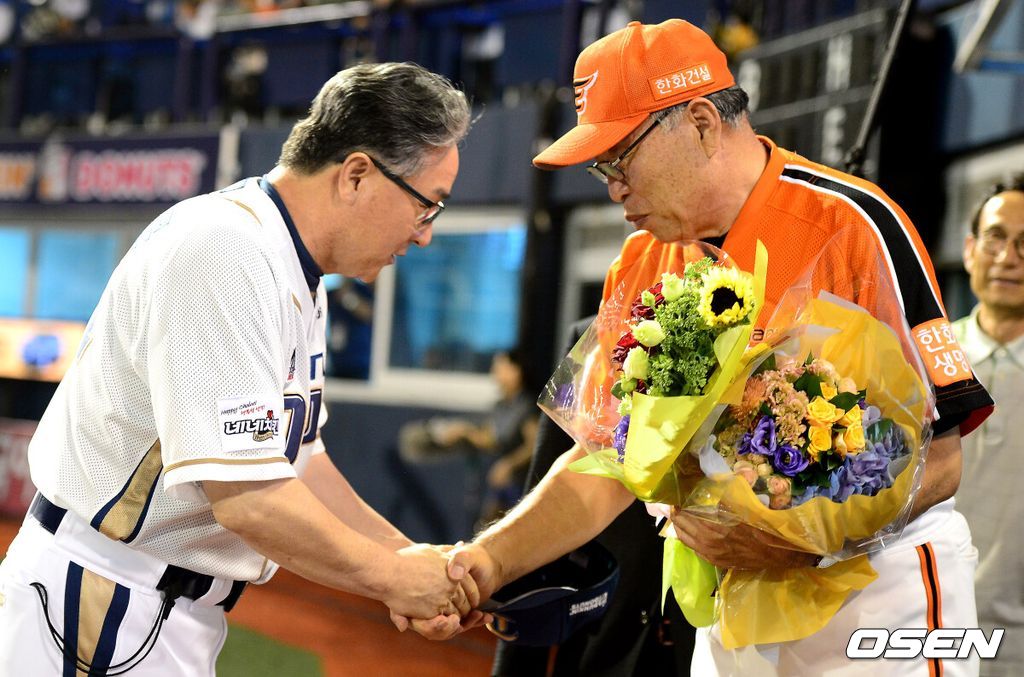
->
<box><xmin>538</xmin><ymin>232</ymin><xmax>935</xmax><ymax>648</ymax></box>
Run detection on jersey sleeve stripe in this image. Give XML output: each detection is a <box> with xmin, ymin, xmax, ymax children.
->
<box><xmin>780</xmin><ymin>165</ymin><xmax>944</xmax><ymax>327</ymax></box>
<box><xmin>163</xmin><ymin>456</ymin><xmax>290</xmax><ymax>473</ymax></box>
<box><xmin>90</xmin><ymin>441</ymin><xmax>163</xmax><ymax>544</ymax></box>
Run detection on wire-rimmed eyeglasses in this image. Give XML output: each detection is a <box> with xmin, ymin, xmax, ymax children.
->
<box><xmin>586</xmin><ymin>111</ymin><xmax>670</xmax><ymax>184</ymax></box>
<box><xmin>369</xmin><ymin>156</ymin><xmax>446</xmax><ymax>225</ymax></box>
<box><xmin>976</xmin><ymin>230</ymin><xmax>1024</xmax><ymax>259</ymax></box>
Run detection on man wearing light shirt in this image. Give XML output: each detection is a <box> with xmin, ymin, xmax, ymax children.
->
<box><xmin>953</xmin><ymin>174</ymin><xmax>1024</xmax><ymax>676</ymax></box>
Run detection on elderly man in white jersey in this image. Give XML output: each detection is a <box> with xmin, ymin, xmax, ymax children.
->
<box><xmin>0</xmin><ymin>62</ymin><xmax>483</xmax><ymax>675</ymax></box>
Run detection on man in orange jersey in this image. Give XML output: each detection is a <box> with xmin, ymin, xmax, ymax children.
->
<box><xmin>434</xmin><ymin>19</ymin><xmax>993</xmax><ymax>676</ymax></box>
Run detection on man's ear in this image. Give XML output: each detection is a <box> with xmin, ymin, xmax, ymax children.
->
<box><xmin>337</xmin><ymin>153</ymin><xmax>373</xmax><ymax>203</ymax></box>
<box><xmin>963</xmin><ymin>233</ymin><xmax>976</xmax><ymax>275</ymax></box>
<box><xmin>687</xmin><ymin>98</ymin><xmax>722</xmax><ymax>155</ymax></box>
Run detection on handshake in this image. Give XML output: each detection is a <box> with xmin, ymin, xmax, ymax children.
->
<box><xmin>383</xmin><ymin>541</ymin><xmax>500</xmax><ymax>641</ymax></box>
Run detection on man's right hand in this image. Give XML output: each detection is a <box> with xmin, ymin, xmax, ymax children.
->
<box><xmin>384</xmin><ymin>543</ymin><xmax>472</xmax><ymax>621</ymax></box>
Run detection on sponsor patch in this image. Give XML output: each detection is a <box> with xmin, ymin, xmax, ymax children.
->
<box><xmin>649</xmin><ymin>63</ymin><xmax>713</xmax><ymax>100</ymax></box>
<box><xmin>911</xmin><ymin>318</ymin><xmax>973</xmax><ymax>387</ymax></box>
<box><xmin>217</xmin><ymin>395</ymin><xmax>284</xmax><ymax>452</ymax></box>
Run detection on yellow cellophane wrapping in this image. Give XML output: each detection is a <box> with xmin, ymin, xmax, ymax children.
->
<box><xmin>666</xmin><ymin>296</ymin><xmax>929</xmax><ymax>648</ymax></box>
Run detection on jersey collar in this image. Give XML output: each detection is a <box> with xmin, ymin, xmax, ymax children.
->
<box><xmin>259</xmin><ymin>176</ymin><xmax>322</xmax><ymax>293</ymax></box>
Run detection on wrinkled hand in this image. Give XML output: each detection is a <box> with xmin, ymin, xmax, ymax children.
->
<box><xmin>388</xmin><ymin>544</ymin><xmax>493</xmax><ymax>641</ymax></box>
<box><xmin>670</xmin><ymin>507</ymin><xmax>818</xmax><ymax>570</ymax></box>
<box><xmin>385</xmin><ymin>544</ymin><xmax>470</xmax><ymax>624</ymax></box>
<box><xmin>447</xmin><ymin>541</ymin><xmax>502</xmax><ymax>604</ymax></box>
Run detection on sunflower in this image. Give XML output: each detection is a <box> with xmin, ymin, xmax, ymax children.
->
<box><xmin>696</xmin><ymin>266</ymin><xmax>755</xmax><ymax>327</ymax></box>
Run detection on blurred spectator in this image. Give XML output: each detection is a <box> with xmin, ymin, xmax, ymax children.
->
<box><xmin>953</xmin><ymin>174</ymin><xmax>1024</xmax><ymax>677</ymax></box>
<box><xmin>327</xmin><ymin>277</ymin><xmax>374</xmax><ymax>380</ymax></box>
<box><xmin>223</xmin><ymin>43</ymin><xmax>268</xmax><ymax>121</ymax></box>
<box><xmin>396</xmin><ymin>349</ymin><xmax>539</xmax><ymax>531</ymax></box>
<box><xmin>710</xmin><ymin>1</ymin><xmax>759</xmax><ymax>63</ymax></box>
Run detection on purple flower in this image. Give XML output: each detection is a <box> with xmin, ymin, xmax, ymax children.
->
<box><xmin>794</xmin><ymin>466</ymin><xmax>852</xmax><ymax>505</ymax></box>
<box><xmin>740</xmin><ymin>416</ymin><xmax>777</xmax><ymax>457</ymax></box>
<box><xmin>614</xmin><ymin>415</ymin><xmax>631</xmax><ymax>463</ymax></box>
<box><xmin>774</xmin><ymin>444</ymin><xmax>810</xmax><ymax>476</ymax></box>
<box><xmin>793</xmin><ymin>449</ymin><xmax>894</xmax><ymax>506</ymax></box>
<box><xmin>841</xmin><ymin>450</ymin><xmax>893</xmax><ymax>497</ymax></box>
<box><xmin>862</xmin><ymin>405</ymin><xmax>882</xmax><ymax>427</ymax></box>
<box><xmin>868</xmin><ymin>424</ymin><xmax>906</xmax><ymax>460</ymax></box>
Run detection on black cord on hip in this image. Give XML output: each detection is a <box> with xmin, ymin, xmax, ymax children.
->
<box><xmin>31</xmin><ymin>581</ymin><xmax>176</xmax><ymax>676</ymax></box>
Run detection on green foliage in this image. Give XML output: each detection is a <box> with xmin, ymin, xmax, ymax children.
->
<box><xmin>792</xmin><ymin>370</ymin><xmax>823</xmax><ymax>399</ymax></box>
<box><xmin>752</xmin><ymin>353</ymin><xmax>777</xmax><ymax>375</ymax></box>
<box><xmin>829</xmin><ymin>392</ymin><xmax>861</xmax><ymax>411</ymax></box>
<box><xmin>648</xmin><ymin>286</ymin><xmax>720</xmax><ymax>396</ymax></box>
<box><xmin>865</xmin><ymin>418</ymin><xmax>894</xmax><ymax>444</ymax></box>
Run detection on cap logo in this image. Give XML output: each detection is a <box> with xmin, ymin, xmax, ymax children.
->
<box><xmin>573</xmin><ymin>71</ymin><xmax>599</xmax><ymax>117</ymax></box>
<box><xmin>649</xmin><ymin>63</ymin><xmax>713</xmax><ymax>100</ymax></box>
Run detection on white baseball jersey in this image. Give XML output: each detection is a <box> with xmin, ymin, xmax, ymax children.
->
<box><xmin>28</xmin><ymin>176</ymin><xmax>328</xmax><ymax>582</ymax></box>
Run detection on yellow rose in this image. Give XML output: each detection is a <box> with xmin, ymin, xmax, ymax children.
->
<box><xmin>834</xmin><ymin>431</ymin><xmax>849</xmax><ymax>457</ymax></box>
<box><xmin>807</xmin><ymin>396</ymin><xmax>843</xmax><ymax>427</ymax></box>
<box><xmin>808</xmin><ymin>425</ymin><xmax>832</xmax><ymax>453</ymax></box>
<box><xmin>838</xmin><ymin>405</ymin><xmax>862</xmax><ymax>428</ymax></box>
<box><xmin>843</xmin><ymin>424</ymin><xmax>866</xmax><ymax>453</ymax></box>
<box><xmin>820</xmin><ymin>382</ymin><xmax>838</xmax><ymax>400</ymax></box>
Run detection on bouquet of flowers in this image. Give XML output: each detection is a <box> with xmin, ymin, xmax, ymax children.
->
<box><xmin>539</xmin><ymin>234</ymin><xmax>934</xmax><ymax>648</ymax></box>
<box><xmin>708</xmin><ymin>352</ymin><xmax>912</xmax><ymax>512</ymax></box>
<box><xmin>542</xmin><ymin>242</ymin><xmax>769</xmax><ymax>505</ymax></box>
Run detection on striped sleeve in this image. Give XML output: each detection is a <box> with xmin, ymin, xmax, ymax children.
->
<box><xmin>781</xmin><ymin>166</ymin><xmax>993</xmax><ymax>436</ymax></box>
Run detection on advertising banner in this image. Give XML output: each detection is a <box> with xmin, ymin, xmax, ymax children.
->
<box><xmin>0</xmin><ymin>133</ymin><xmax>219</xmax><ymax>206</ymax></box>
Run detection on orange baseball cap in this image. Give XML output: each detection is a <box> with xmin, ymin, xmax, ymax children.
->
<box><xmin>533</xmin><ymin>19</ymin><xmax>735</xmax><ymax>170</ymax></box>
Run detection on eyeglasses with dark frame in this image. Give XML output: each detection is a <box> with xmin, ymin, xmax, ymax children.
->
<box><xmin>586</xmin><ymin>110</ymin><xmax>670</xmax><ymax>184</ymax></box>
<box><xmin>976</xmin><ymin>230</ymin><xmax>1024</xmax><ymax>259</ymax></box>
<box><xmin>368</xmin><ymin>156</ymin><xmax>446</xmax><ymax>225</ymax></box>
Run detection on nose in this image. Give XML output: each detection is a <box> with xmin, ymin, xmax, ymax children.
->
<box><xmin>414</xmin><ymin>225</ymin><xmax>433</xmax><ymax>248</ymax></box>
<box><xmin>607</xmin><ymin>177</ymin><xmax>629</xmax><ymax>204</ymax></box>
<box><xmin>995</xmin><ymin>247</ymin><xmax>1018</xmax><ymax>264</ymax></box>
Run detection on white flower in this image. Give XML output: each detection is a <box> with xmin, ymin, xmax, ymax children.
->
<box><xmin>622</xmin><ymin>347</ymin><xmax>650</xmax><ymax>381</ymax></box>
<box><xmin>633</xmin><ymin>320</ymin><xmax>666</xmax><ymax>347</ymax></box>
<box><xmin>617</xmin><ymin>394</ymin><xmax>633</xmax><ymax>416</ymax></box>
<box><xmin>660</xmin><ymin>272</ymin><xmax>686</xmax><ymax>302</ymax></box>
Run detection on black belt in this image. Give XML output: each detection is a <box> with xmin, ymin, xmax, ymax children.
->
<box><xmin>29</xmin><ymin>493</ymin><xmax>247</xmax><ymax>612</ymax></box>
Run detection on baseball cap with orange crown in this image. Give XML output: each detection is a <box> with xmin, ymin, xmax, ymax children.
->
<box><xmin>533</xmin><ymin>19</ymin><xmax>735</xmax><ymax>170</ymax></box>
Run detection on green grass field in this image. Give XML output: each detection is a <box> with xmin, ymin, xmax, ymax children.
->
<box><xmin>218</xmin><ymin>624</ymin><xmax>323</xmax><ymax>677</ymax></box>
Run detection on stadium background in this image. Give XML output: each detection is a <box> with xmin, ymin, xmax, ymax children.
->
<box><xmin>0</xmin><ymin>0</ymin><xmax>1021</xmax><ymax>674</ymax></box>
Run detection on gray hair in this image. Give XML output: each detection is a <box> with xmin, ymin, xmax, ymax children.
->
<box><xmin>279</xmin><ymin>62</ymin><xmax>471</xmax><ymax>176</ymax></box>
<box><xmin>660</xmin><ymin>85</ymin><xmax>750</xmax><ymax>130</ymax></box>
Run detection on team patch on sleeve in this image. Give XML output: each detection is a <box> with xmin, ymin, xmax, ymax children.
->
<box><xmin>217</xmin><ymin>395</ymin><xmax>285</xmax><ymax>453</ymax></box>
<box><xmin>912</xmin><ymin>319</ymin><xmax>973</xmax><ymax>387</ymax></box>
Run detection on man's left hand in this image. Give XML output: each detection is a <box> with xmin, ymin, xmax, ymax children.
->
<box><xmin>670</xmin><ymin>507</ymin><xmax>818</xmax><ymax>570</ymax></box>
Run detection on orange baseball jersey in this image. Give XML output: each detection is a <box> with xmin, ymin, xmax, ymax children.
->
<box><xmin>602</xmin><ymin>137</ymin><xmax>993</xmax><ymax>437</ymax></box>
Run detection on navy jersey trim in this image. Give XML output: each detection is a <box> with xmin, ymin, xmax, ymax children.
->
<box><xmin>90</xmin><ymin>583</ymin><xmax>131</xmax><ymax>674</ymax></box>
<box><xmin>63</xmin><ymin>563</ymin><xmax>84</xmax><ymax>677</ymax></box>
<box><xmin>259</xmin><ymin>176</ymin><xmax>323</xmax><ymax>293</ymax></box>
